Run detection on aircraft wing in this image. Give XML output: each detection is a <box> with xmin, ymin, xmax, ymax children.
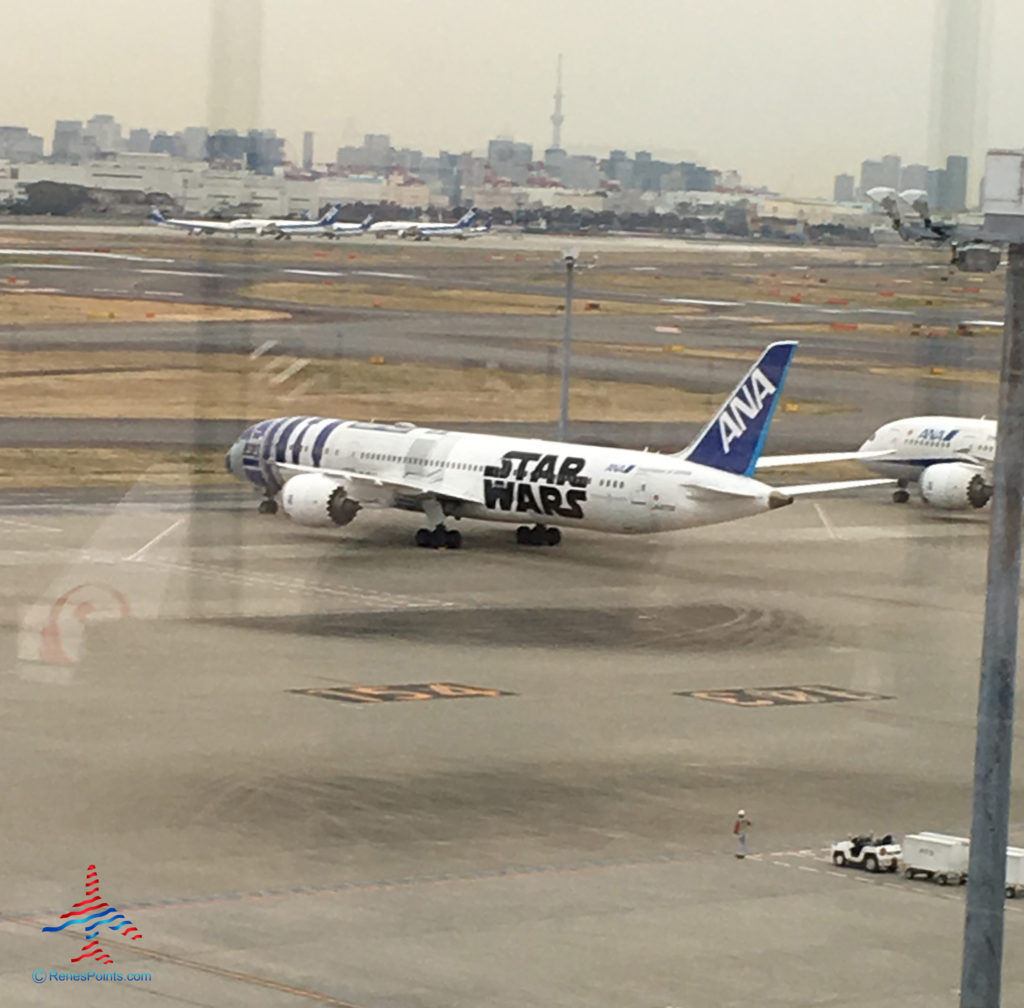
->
<box><xmin>756</xmin><ymin>450</ymin><xmax>893</xmax><ymax>469</ymax></box>
<box><xmin>274</xmin><ymin>461</ymin><xmax>486</xmax><ymax>505</ymax></box>
<box><xmin>952</xmin><ymin>449</ymin><xmax>991</xmax><ymax>470</ymax></box>
<box><xmin>772</xmin><ymin>478</ymin><xmax>896</xmax><ymax>496</ymax></box>
<box><xmin>684</xmin><ymin>484</ymin><xmax>763</xmax><ymax>501</ymax></box>
<box><xmin>180</xmin><ymin>219</ymin><xmax>239</xmax><ymax>234</ymax></box>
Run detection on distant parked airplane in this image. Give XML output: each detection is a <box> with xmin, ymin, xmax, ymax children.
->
<box><xmin>269</xmin><ymin>204</ymin><xmax>344</xmax><ymax>238</ymax></box>
<box><xmin>148</xmin><ymin>207</ymin><xmax>279</xmax><ymax>236</ymax></box>
<box><xmin>148</xmin><ymin>204</ymin><xmax>343</xmax><ymax>238</ymax></box>
<box><xmin>368</xmin><ymin>208</ymin><xmax>480</xmax><ymax>240</ymax></box>
<box><xmin>321</xmin><ymin>213</ymin><xmax>375</xmax><ymax>239</ymax></box>
<box><xmin>402</xmin><ymin>207</ymin><xmax>482</xmax><ymax>240</ymax></box>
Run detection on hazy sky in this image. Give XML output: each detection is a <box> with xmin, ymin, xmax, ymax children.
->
<box><xmin>3</xmin><ymin>0</ymin><xmax>1019</xmax><ymax>196</ymax></box>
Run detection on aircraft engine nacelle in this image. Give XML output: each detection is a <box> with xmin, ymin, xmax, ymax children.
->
<box><xmin>919</xmin><ymin>463</ymin><xmax>992</xmax><ymax>511</ymax></box>
<box><xmin>281</xmin><ymin>473</ymin><xmax>360</xmax><ymax>527</ymax></box>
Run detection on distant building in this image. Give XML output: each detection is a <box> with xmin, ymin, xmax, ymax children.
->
<box><xmin>632</xmin><ymin>151</ymin><xmax>675</xmax><ymax>192</ymax></box>
<box><xmin>364</xmin><ymin>133</ymin><xmax>390</xmax><ymax>157</ymax></box>
<box><xmin>52</xmin><ymin>120</ymin><xmax>85</xmax><ymax>162</ymax></box>
<box><xmin>84</xmin><ymin>114</ymin><xmax>122</xmax><ymax>154</ymax></box>
<box><xmin>859</xmin><ymin>159</ymin><xmax>885</xmax><ymax>196</ymax></box>
<box><xmin>207</xmin><ymin>129</ymin><xmax>249</xmax><ymax>164</ymax></box>
<box><xmin>0</xmin><ymin>127</ymin><xmax>43</xmax><ymax>162</ymax></box>
<box><xmin>487</xmin><ymin>138</ymin><xmax>533</xmax><ymax>184</ymax></box>
<box><xmin>899</xmin><ymin>163</ymin><xmax>929</xmax><ymax>192</ymax></box>
<box><xmin>335</xmin><ymin>133</ymin><xmax>394</xmax><ymax>171</ymax></box>
<box><xmin>302</xmin><ymin>131</ymin><xmax>314</xmax><ymax>171</ymax></box>
<box><xmin>605</xmin><ymin>149</ymin><xmax>632</xmax><ymax>187</ymax></box>
<box><xmin>246</xmin><ymin>129</ymin><xmax>285</xmax><ymax>174</ymax></box>
<box><xmin>150</xmin><ymin>132</ymin><xmax>183</xmax><ymax>157</ymax></box>
<box><xmin>391</xmin><ymin>147</ymin><xmax>422</xmax><ymax>172</ymax></box>
<box><xmin>0</xmin><ymin>160</ymin><xmax>22</xmax><ymax>204</ymax></box>
<box><xmin>127</xmin><ymin>128</ymin><xmax>152</xmax><ymax>154</ymax></box>
<box><xmin>680</xmin><ymin>162</ymin><xmax>716</xmax><ymax>191</ymax></box>
<box><xmin>181</xmin><ymin>127</ymin><xmax>209</xmax><ymax>162</ymax></box>
<box><xmin>717</xmin><ymin>169</ymin><xmax>743</xmax><ymax>191</ymax></box>
<box><xmin>880</xmin><ymin>154</ymin><xmax>901</xmax><ymax>189</ymax></box>
<box><xmin>544</xmin><ymin>146</ymin><xmax>567</xmax><ymax>179</ymax></box>
<box><xmin>938</xmin><ymin>154</ymin><xmax>968</xmax><ymax>211</ymax></box>
<box><xmin>833</xmin><ymin>173</ymin><xmax>855</xmax><ymax>202</ymax></box>
<box><xmin>560</xmin><ymin>154</ymin><xmax>599</xmax><ymax>191</ymax></box>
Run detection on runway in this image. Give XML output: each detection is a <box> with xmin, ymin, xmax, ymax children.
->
<box><xmin>0</xmin><ymin>224</ymin><xmax>1004</xmax><ymax>459</ymax></box>
<box><xmin>1</xmin><ymin>224</ymin><xmax>1019</xmax><ymax>1006</ymax></box>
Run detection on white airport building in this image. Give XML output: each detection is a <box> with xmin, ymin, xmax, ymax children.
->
<box><xmin>8</xmin><ymin>153</ymin><xmax>435</xmax><ymax>216</ymax></box>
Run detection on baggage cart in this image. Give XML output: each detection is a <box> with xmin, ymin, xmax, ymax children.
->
<box><xmin>900</xmin><ymin>832</ymin><xmax>970</xmax><ymax>885</ymax></box>
<box><xmin>1005</xmin><ymin>846</ymin><xmax>1024</xmax><ymax>898</ymax></box>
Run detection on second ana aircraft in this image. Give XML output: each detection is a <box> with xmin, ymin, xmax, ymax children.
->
<box><xmin>859</xmin><ymin>416</ymin><xmax>996</xmax><ymax>510</ymax></box>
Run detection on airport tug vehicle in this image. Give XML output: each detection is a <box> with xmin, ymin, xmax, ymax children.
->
<box><xmin>830</xmin><ymin>834</ymin><xmax>901</xmax><ymax>873</ymax></box>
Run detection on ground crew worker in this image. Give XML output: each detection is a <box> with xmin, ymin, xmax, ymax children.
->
<box><xmin>734</xmin><ymin>809</ymin><xmax>752</xmax><ymax>858</ymax></box>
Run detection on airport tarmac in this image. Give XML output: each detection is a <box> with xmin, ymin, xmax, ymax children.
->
<box><xmin>3</xmin><ymin>488</ymin><xmax>1024</xmax><ymax>1007</ymax></box>
<box><xmin>2</xmin><ymin>224</ymin><xmax>1021</xmax><ymax>1005</ymax></box>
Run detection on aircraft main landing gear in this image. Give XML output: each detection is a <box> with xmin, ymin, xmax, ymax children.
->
<box><xmin>415</xmin><ymin>496</ymin><xmax>461</xmax><ymax>549</ymax></box>
<box><xmin>515</xmin><ymin>524</ymin><xmax>561</xmax><ymax>547</ymax></box>
<box><xmin>258</xmin><ymin>498</ymin><xmax>279</xmax><ymax>514</ymax></box>
<box><xmin>892</xmin><ymin>480</ymin><xmax>910</xmax><ymax>504</ymax></box>
<box><xmin>415</xmin><ymin>525</ymin><xmax>462</xmax><ymax>549</ymax></box>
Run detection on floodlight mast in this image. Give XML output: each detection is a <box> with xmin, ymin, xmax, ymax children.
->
<box><xmin>959</xmin><ymin>149</ymin><xmax>1024</xmax><ymax>1008</ymax></box>
<box><xmin>558</xmin><ymin>250</ymin><xmax>577</xmax><ymax>442</ymax></box>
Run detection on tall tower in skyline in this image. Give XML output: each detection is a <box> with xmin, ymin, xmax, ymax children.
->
<box><xmin>550</xmin><ymin>54</ymin><xmax>564</xmax><ymax>152</ymax></box>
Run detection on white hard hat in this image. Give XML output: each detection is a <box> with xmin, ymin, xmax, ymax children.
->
<box><xmin>737</xmin><ymin>810</ymin><xmax>745</xmax><ymax>817</ymax></box>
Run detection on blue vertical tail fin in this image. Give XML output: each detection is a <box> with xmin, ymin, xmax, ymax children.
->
<box><xmin>677</xmin><ymin>341</ymin><xmax>797</xmax><ymax>475</ymax></box>
<box><xmin>320</xmin><ymin>204</ymin><xmax>342</xmax><ymax>226</ymax></box>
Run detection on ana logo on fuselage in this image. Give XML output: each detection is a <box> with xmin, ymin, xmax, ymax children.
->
<box><xmin>916</xmin><ymin>428</ymin><xmax>959</xmax><ymax>443</ymax></box>
<box><xmin>718</xmin><ymin>367</ymin><xmax>777</xmax><ymax>454</ymax></box>
<box><xmin>483</xmin><ymin>450</ymin><xmax>588</xmax><ymax>519</ymax></box>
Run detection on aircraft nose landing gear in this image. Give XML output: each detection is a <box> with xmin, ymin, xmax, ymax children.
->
<box><xmin>516</xmin><ymin>524</ymin><xmax>561</xmax><ymax>546</ymax></box>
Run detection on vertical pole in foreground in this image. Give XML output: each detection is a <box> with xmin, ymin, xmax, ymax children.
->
<box><xmin>960</xmin><ymin>242</ymin><xmax>1024</xmax><ymax>1008</ymax></box>
<box><xmin>558</xmin><ymin>256</ymin><xmax>575</xmax><ymax>442</ymax></box>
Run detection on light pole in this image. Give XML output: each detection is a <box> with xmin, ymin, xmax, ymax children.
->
<box><xmin>959</xmin><ymin>149</ymin><xmax>1024</xmax><ymax>1008</ymax></box>
<box><xmin>557</xmin><ymin>249</ymin><xmax>577</xmax><ymax>442</ymax></box>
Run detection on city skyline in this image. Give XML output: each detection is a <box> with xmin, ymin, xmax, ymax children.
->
<box><xmin>3</xmin><ymin>0</ymin><xmax>1021</xmax><ymax>197</ymax></box>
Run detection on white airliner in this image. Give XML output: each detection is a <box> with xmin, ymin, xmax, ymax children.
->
<box><xmin>859</xmin><ymin>416</ymin><xmax>995</xmax><ymax>509</ymax></box>
<box><xmin>225</xmin><ymin>342</ymin><xmax>890</xmax><ymax>548</ymax></box>
<box><xmin>148</xmin><ymin>205</ymin><xmax>340</xmax><ymax>237</ymax></box>
<box><xmin>149</xmin><ymin>207</ymin><xmax>279</xmax><ymax>236</ymax></box>
<box><xmin>270</xmin><ymin>205</ymin><xmax>348</xmax><ymax>238</ymax></box>
<box><xmin>321</xmin><ymin>213</ymin><xmax>375</xmax><ymax>239</ymax></box>
<box><xmin>369</xmin><ymin>208</ymin><xmax>480</xmax><ymax>241</ymax></box>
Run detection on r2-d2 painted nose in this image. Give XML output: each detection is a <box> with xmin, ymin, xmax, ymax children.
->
<box><xmin>225</xmin><ymin>438</ymin><xmax>247</xmax><ymax>478</ymax></box>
